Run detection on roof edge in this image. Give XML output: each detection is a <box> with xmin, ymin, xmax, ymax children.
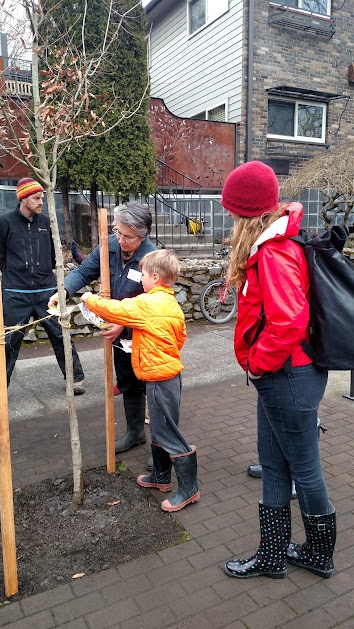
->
<box><xmin>145</xmin><ymin>0</ymin><xmax>162</xmax><ymax>13</ymax></box>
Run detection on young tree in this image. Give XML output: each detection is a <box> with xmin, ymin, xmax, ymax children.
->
<box><xmin>0</xmin><ymin>0</ymin><xmax>153</xmax><ymax>509</ymax></box>
<box><xmin>280</xmin><ymin>145</ymin><xmax>354</xmax><ymax>231</ymax></box>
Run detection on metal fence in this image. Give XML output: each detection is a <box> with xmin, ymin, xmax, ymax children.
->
<box><xmin>1</xmin><ymin>183</ymin><xmax>352</xmax><ymax>252</ymax></box>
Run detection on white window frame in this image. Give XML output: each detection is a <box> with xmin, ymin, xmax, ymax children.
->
<box><xmin>267</xmin><ymin>98</ymin><xmax>327</xmax><ymax>144</ymax></box>
<box><xmin>190</xmin><ymin>100</ymin><xmax>228</xmax><ymax>122</ymax></box>
<box><xmin>299</xmin><ymin>0</ymin><xmax>331</xmax><ymax>16</ymax></box>
<box><xmin>273</xmin><ymin>0</ymin><xmax>331</xmax><ymax>17</ymax></box>
<box><xmin>187</xmin><ymin>0</ymin><xmax>229</xmax><ymax>38</ymax></box>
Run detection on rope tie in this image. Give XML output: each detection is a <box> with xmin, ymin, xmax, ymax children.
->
<box><xmin>58</xmin><ymin>315</ymin><xmax>72</xmax><ymax>329</ymax></box>
<box><xmin>0</xmin><ymin>312</ymin><xmax>72</xmax><ymax>345</ymax></box>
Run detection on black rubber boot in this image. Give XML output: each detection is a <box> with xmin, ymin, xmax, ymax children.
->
<box><xmin>137</xmin><ymin>444</ymin><xmax>172</xmax><ymax>492</ymax></box>
<box><xmin>115</xmin><ymin>395</ymin><xmax>146</xmax><ymax>453</ymax></box>
<box><xmin>146</xmin><ymin>456</ymin><xmax>153</xmax><ymax>471</ymax></box>
<box><xmin>161</xmin><ymin>448</ymin><xmax>200</xmax><ymax>512</ymax></box>
<box><xmin>247</xmin><ymin>464</ymin><xmax>262</xmax><ymax>478</ymax></box>
<box><xmin>224</xmin><ymin>502</ymin><xmax>291</xmax><ymax>579</ymax></box>
<box><xmin>287</xmin><ymin>502</ymin><xmax>336</xmax><ymax>578</ymax></box>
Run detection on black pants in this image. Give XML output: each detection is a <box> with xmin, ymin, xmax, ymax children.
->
<box><xmin>3</xmin><ymin>290</ymin><xmax>84</xmax><ymax>386</ymax></box>
<box><xmin>113</xmin><ymin>344</ymin><xmax>145</xmax><ymax>397</ymax></box>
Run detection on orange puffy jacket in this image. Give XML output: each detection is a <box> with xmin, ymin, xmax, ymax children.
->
<box><xmin>85</xmin><ymin>286</ymin><xmax>186</xmax><ymax>382</ymax></box>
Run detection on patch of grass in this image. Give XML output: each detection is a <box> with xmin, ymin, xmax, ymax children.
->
<box><xmin>116</xmin><ymin>463</ymin><xmax>128</xmax><ymax>473</ymax></box>
<box><xmin>175</xmin><ymin>531</ymin><xmax>193</xmax><ymax>544</ymax></box>
<box><xmin>171</xmin><ymin>520</ymin><xmax>193</xmax><ymax>544</ymax></box>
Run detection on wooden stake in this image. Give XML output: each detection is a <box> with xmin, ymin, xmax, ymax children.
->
<box><xmin>0</xmin><ymin>277</ymin><xmax>18</xmax><ymax>596</ymax></box>
<box><xmin>98</xmin><ymin>209</ymin><xmax>115</xmax><ymax>473</ymax></box>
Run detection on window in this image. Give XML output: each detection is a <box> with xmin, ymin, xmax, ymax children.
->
<box><xmin>208</xmin><ymin>104</ymin><xmax>226</xmax><ymax>122</ymax></box>
<box><xmin>267</xmin><ymin>99</ymin><xmax>326</xmax><ymax>143</ymax></box>
<box><xmin>190</xmin><ymin>103</ymin><xmax>226</xmax><ymax>122</ymax></box>
<box><xmin>190</xmin><ymin>111</ymin><xmax>207</xmax><ymax>120</ymax></box>
<box><xmin>188</xmin><ymin>0</ymin><xmax>229</xmax><ymax>35</ymax></box>
<box><xmin>274</xmin><ymin>0</ymin><xmax>331</xmax><ymax>17</ymax></box>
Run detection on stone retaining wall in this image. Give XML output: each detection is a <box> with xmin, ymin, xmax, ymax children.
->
<box><xmin>23</xmin><ymin>259</ymin><xmax>228</xmax><ymax>343</ymax></box>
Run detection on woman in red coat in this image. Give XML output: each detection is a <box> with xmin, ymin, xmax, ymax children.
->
<box><xmin>222</xmin><ymin>161</ymin><xmax>335</xmax><ymax>580</ymax></box>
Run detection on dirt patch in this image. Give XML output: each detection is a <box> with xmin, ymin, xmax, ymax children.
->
<box><xmin>0</xmin><ymin>466</ymin><xmax>188</xmax><ymax>603</ymax></box>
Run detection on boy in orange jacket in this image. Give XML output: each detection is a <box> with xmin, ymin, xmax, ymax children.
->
<box><xmin>81</xmin><ymin>249</ymin><xmax>200</xmax><ymax>512</ymax></box>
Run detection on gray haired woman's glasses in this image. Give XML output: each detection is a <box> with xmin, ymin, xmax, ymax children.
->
<box><xmin>112</xmin><ymin>227</ymin><xmax>138</xmax><ymax>242</ymax></box>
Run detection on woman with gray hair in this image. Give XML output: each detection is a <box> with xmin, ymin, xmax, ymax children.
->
<box><xmin>48</xmin><ymin>201</ymin><xmax>156</xmax><ymax>462</ymax></box>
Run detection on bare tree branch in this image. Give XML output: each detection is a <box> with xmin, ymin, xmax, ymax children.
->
<box><xmin>280</xmin><ymin>145</ymin><xmax>354</xmax><ymax>228</ymax></box>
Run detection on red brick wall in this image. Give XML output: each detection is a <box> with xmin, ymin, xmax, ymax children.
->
<box><xmin>0</xmin><ymin>63</ymin><xmax>31</xmax><ymax>181</ymax></box>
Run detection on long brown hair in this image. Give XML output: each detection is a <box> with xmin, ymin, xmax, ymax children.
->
<box><xmin>228</xmin><ymin>207</ymin><xmax>284</xmax><ymax>287</ymax></box>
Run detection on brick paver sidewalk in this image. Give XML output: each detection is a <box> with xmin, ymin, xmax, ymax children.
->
<box><xmin>1</xmin><ymin>376</ymin><xmax>354</xmax><ymax>628</ymax></box>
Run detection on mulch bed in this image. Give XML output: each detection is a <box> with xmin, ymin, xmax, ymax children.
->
<box><xmin>0</xmin><ymin>466</ymin><xmax>188</xmax><ymax>603</ymax></box>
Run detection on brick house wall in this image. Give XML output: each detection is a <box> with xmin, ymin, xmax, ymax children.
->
<box><xmin>0</xmin><ymin>54</ymin><xmax>31</xmax><ymax>182</ymax></box>
<box><xmin>238</xmin><ymin>0</ymin><xmax>354</xmax><ymax>181</ymax></box>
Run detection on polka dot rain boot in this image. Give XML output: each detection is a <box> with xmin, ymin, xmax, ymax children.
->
<box><xmin>287</xmin><ymin>502</ymin><xmax>336</xmax><ymax>579</ymax></box>
<box><xmin>224</xmin><ymin>501</ymin><xmax>291</xmax><ymax>579</ymax></box>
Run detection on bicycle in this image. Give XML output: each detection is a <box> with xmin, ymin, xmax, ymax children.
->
<box><xmin>199</xmin><ymin>276</ymin><xmax>238</xmax><ymax>324</ymax></box>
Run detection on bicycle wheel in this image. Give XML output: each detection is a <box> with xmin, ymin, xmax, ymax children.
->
<box><xmin>199</xmin><ymin>279</ymin><xmax>238</xmax><ymax>324</ymax></box>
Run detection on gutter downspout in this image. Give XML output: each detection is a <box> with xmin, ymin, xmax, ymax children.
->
<box><xmin>246</xmin><ymin>0</ymin><xmax>255</xmax><ymax>162</ymax></box>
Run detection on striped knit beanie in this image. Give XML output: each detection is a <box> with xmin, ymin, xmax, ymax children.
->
<box><xmin>16</xmin><ymin>178</ymin><xmax>44</xmax><ymax>201</ymax></box>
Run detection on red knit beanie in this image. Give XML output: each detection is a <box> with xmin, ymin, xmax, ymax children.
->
<box><xmin>222</xmin><ymin>161</ymin><xmax>279</xmax><ymax>217</ymax></box>
<box><xmin>16</xmin><ymin>178</ymin><xmax>44</xmax><ymax>201</ymax></box>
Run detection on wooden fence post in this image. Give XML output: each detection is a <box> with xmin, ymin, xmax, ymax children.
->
<box><xmin>0</xmin><ymin>277</ymin><xmax>18</xmax><ymax>596</ymax></box>
<box><xmin>98</xmin><ymin>209</ymin><xmax>115</xmax><ymax>472</ymax></box>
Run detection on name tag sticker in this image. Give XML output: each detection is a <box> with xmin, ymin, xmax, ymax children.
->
<box><xmin>127</xmin><ymin>268</ymin><xmax>142</xmax><ymax>283</ymax></box>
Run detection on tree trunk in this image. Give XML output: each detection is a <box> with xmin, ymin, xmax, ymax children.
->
<box><xmin>31</xmin><ymin>20</ymin><xmax>84</xmax><ymax>511</ymax></box>
<box><xmin>62</xmin><ymin>183</ymin><xmax>72</xmax><ymax>245</ymax></box>
<box><xmin>46</xmin><ymin>187</ymin><xmax>84</xmax><ymax>511</ymax></box>
<box><xmin>90</xmin><ymin>181</ymin><xmax>99</xmax><ymax>249</ymax></box>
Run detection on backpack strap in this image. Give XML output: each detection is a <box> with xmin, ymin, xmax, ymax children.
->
<box><xmin>250</xmin><ymin>263</ymin><xmax>265</xmax><ymax>348</ymax></box>
<box><xmin>249</xmin><ymin>306</ymin><xmax>265</xmax><ymax>348</ymax></box>
<box><xmin>300</xmin><ymin>339</ymin><xmax>314</xmax><ymax>360</ymax></box>
<box><xmin>289</xmin><ymin>233</ymin><xmax>315</xmax><ymax>363</ymax></box>
<box><xmin>245</xmin><ymin>264</ymin><xmax>265</xmax><ymax>385</ymax></box>
<box><xmin>283</xmin><ymin>355</ymin><xmax>292</xmax><ymax>373</ymax></box>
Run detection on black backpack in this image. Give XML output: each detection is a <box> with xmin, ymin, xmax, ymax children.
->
<box><xmin>291</xmin><ymin>225</ymin><xmax>354</xmax><ymax>370</ymax></box>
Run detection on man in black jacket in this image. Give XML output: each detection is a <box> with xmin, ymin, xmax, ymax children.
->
<box><xmin>0</xmin><ymin>178</ymin><xmax>85</xmax><ymax>393</ymax></box>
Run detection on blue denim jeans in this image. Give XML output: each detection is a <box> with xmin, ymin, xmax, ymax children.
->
<box><xmin>250</xmin><ymin>364</ymin><xmax>329</xmax><ymax>515</ymax></box>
